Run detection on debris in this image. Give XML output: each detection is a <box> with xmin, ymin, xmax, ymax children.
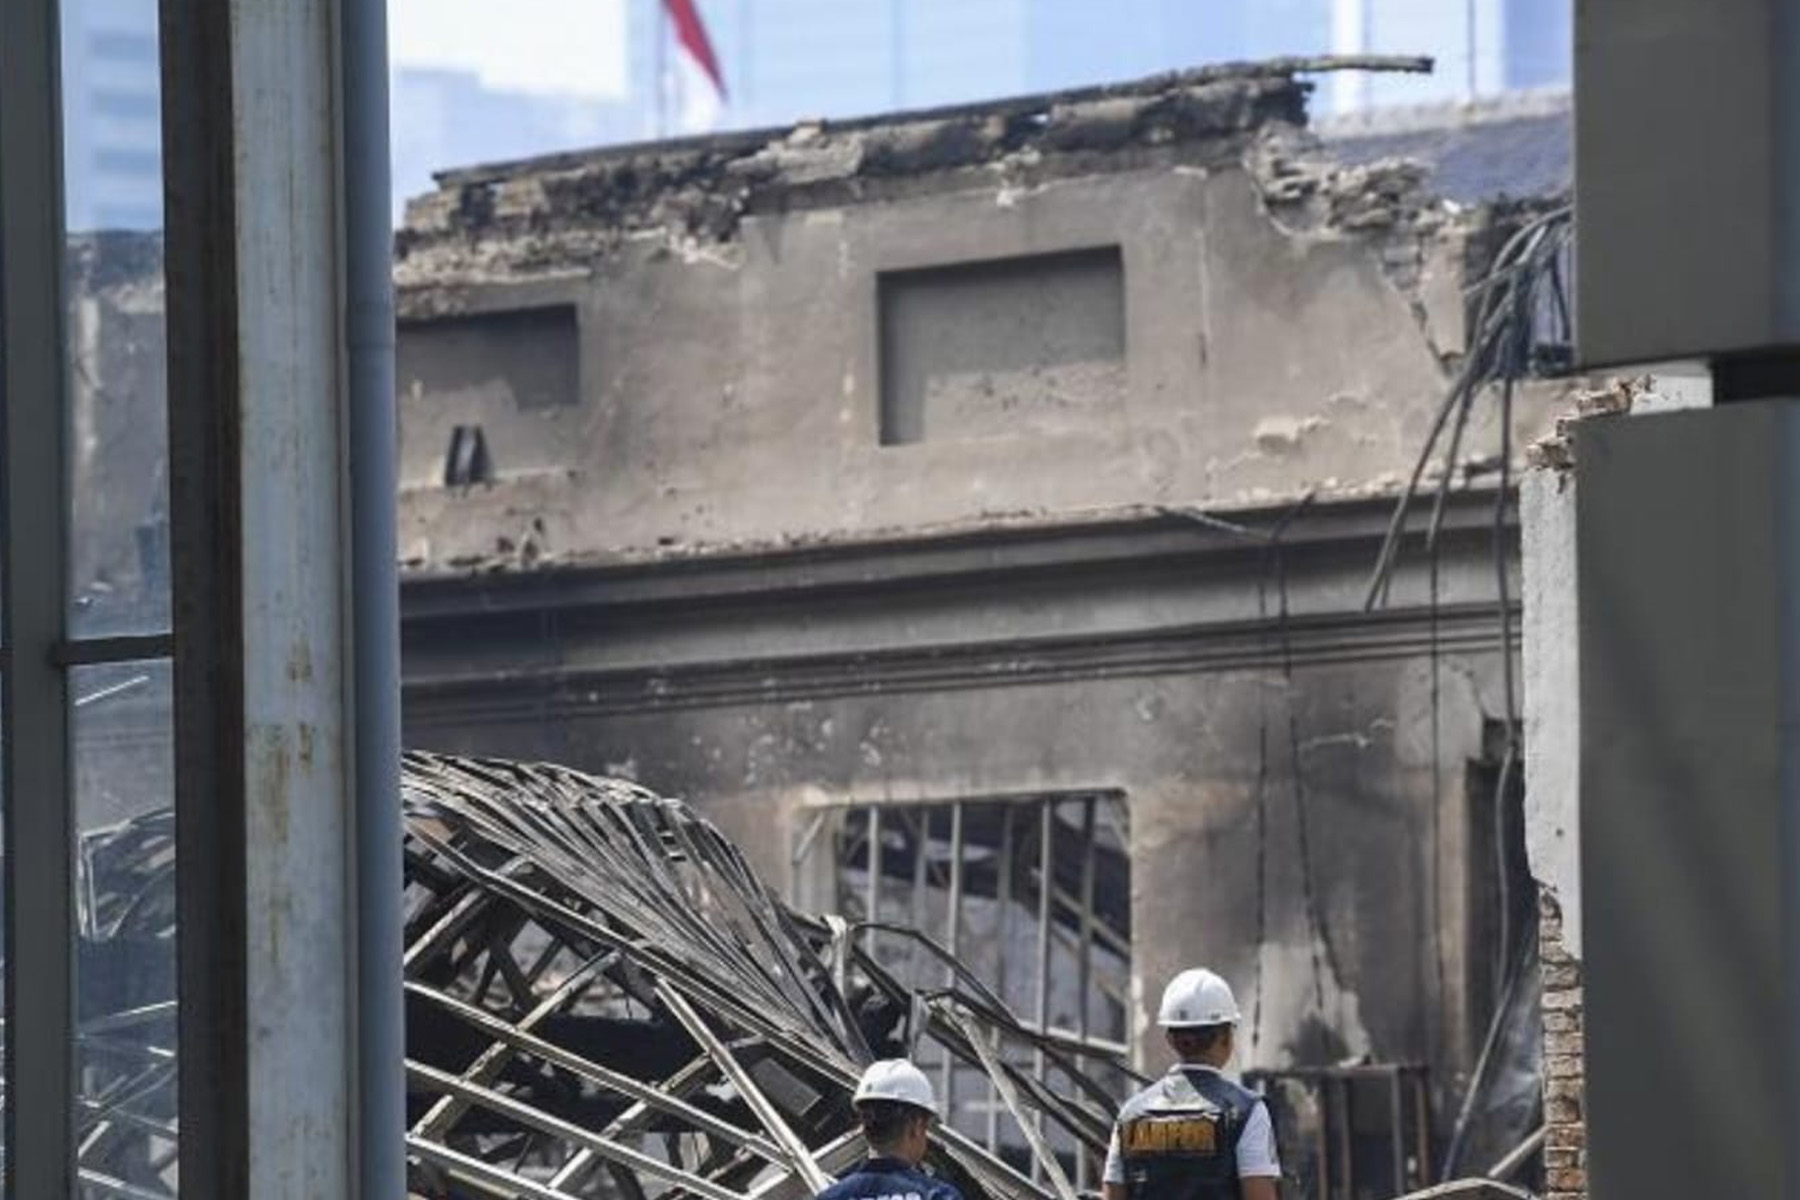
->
<box><xmin>396</xmin><ymin>58</ymin><xmax>1432</xmax><ymax>285</ymax></box>
<box><xmin>57</xmin><ymin>752</ymin><xmax>1138</xmax><ymax>1200</ymax></box>
<box><xmin>401</xmin><ymin>752</ymin><xmax>1131</xmax><ymax>1199</ymax></box>
<box><xmin>1525</xmin><ymin>376</ymin><xmax>1646</xmax><ymax>472</ymax></box>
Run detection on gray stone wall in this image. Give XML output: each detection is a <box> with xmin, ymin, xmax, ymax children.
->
<box><xmin>400</xmin><ymin>497</ymin><xmax>1530</xmax><ymax>1139</ymax></box>
<box><xmin>391</xmin><ymin>68</ymin><xmax>1559</xmax><ymax>577</ymax></box>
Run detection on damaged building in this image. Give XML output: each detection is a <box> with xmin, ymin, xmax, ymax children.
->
<box><xmin>56</xmin><ymin>63</ymin><xmax>1582</xmax><ymax>1197</ymax></box>
<box><xmin>381</xmin><ymin>64</ymin><xmax>1576</xmax><ymax>1194</ymax></box>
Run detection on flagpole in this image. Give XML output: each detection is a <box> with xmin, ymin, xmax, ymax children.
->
<box><xmin>890</xmin><ymin>0</ymin><xmax>904</xmax><ymax>109</ymax></box>
<box><xmin>655</xmin><ymin>0</ymin><xmax>669</xmax><ymax>138</ymax></box>
<box><xmin>739</xmin><ymin>0</ymin><xmax>751</xmax><ymax>118</ymax></box>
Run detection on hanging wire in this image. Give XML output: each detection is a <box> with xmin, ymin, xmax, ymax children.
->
<box><xmin>1355</xmin><ymin>199</ymin><xmax>1573</xmax><ymax>1179</ymax></box>
<box><xmin>1362</xmin><ymin>203</ymin><xmax>1574</xmax><ymax>612</ymax></box>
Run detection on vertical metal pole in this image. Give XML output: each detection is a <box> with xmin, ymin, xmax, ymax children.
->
<box><xmin>1464</xmin><ymin>0</ymin><xmax>1478</xmax><ymax>99</ymax></box>
<box><xmin>1033</xmin><ymin>801</ymin><xmax>1052</xmax><ymax>1185</ymax></box>
<box><xmin>163</xmin><ymin>0</ymin><xmax>360</xmax><ymax>1192</ymax></box>
<box><xmin>1337</xmin><ymin>1077</ymin><xmax>1354</xmax><ymax>1199</ymax></box>
<box><xmin>1413</xmin><ymin>1073</ymin><xmax>1432</xmax><ymax>1184</ymax></box>
<box><xmin>889</xmin><ymin>0</ymin><xmax>904</xmax><ymax>109</ymax></box>
<box><xmin>990</xmin><ymin>806</ymin><xmax>1013</xmax><ymax>1154</ymax></box>
<box><xmin>655</xmin><ymin>0</ymin><xmax>669</xmax><ymax>139</ymax></box>
<box><xmin>1078</xmin><ymin>800</ymin><xmax>1096</xmax><ymax>1046</ymax></box>
<box><xmin>909</xmin><ymin>809</ymin><xmax>928</xmax><ymax>985</ymax></box>
<box><xmin>939</xmin><ymin>802</ymin><xmax>963</xmax><ymax>1122</ymax></box>
<box><xmin>865</xmin><ymin>805</ymin><xmax>881</xmax><ymax>957</ymax></box>
<box><xmin>0</xmin><ymin>0</ymin><xmax>77</xmax><ymax>1189</ymax></box>
<box><xmin>736</xmin><ymin>0</ymin><xmax>752</xmax><ymax>117</ymax></box>
<box><xmin>1076</xmin><ymin>799</ymin><xmax>1096</xmax><ymax>1191</ymax></box>
<box><xmin>342</xmin><ymin>0</ymin><xmax>403</xmax><ymax>1191</ymax></box>
<box><xmin>161</xmin><ymin>0</ymin><xmax>249</xmax><ymax>1191</ymax></box>
<box><xmin>1316</xmin><ymin>1084</ymin><xmax>1332</xmax><ymax>1200</ymax></box>
<box><xmin>1388</xmin><ymin>1072</ymin><xmax>1405</xmax><ymax>1191</ymax></box>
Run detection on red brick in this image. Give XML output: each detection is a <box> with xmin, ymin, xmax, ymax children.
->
<box><xmin>1545</xmin><ymin>1097</ymin><xmax>1580</xmax><ymax>1124</ymax></box>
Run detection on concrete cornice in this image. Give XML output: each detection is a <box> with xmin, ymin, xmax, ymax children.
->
<box><xmin>402</xmin><ymin>494</ymin><xmax>1517</xmax><ymax>722</ymax></box>
<box><xmin>403</xmin><ymin>601</ymin><xmax>1514</xmax><ymax>724</ymax></box>
<box><xmin>401</xmin><ymin>491</ymin><xmax>1506</xmax><ymax>620</ymax></box>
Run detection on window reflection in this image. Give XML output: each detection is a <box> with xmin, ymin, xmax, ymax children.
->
<box><xmin>72</xmin><ymin>661</ymin><xmax>176</xmax><ymax>1198</ymax></box>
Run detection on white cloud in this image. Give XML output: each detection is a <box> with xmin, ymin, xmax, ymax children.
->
<box><xmin>389</xmin><ymin>0</ymin><xmax>629</xmax><ymax>99</ymax></box>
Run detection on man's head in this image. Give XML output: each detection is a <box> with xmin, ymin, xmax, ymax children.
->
<box><xmin>1157</xmin><ymin>967</ymin><xmax>1241</xmax><ymax>1067</ymax></box>
<box><xmin>852</xmin><ymin>1059</ymin><xmax>938</xmax><ymax>1166</ymax></box>
<box><xmin>1165</xmin><ymin>1021</ymin><xmax>1234</xmax><ymax>1066</ymax></box>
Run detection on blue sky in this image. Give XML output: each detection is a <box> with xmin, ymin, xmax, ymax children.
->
<box><xmin>388</xmin><ymin>0</ymin><xmax>630</xmax><ymax>97</ymax></box>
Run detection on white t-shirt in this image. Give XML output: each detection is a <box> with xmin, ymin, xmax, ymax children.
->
<box><xmin>1102</xmin><ymin>1066</ymin><xmax>1281</xmax><ymax>1184</ymax></box>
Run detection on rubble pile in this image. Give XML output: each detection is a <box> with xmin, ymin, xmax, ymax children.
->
<box><xmin>59</xmin><ymin>753</ymin><xmax>1135</xmax><ymax>1200</ymax></box>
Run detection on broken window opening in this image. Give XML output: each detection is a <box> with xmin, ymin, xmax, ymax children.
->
<box><xmin>796</xmin><ymin>791</ymin><xmax>1132</xmax><ymax>1189</ymax></box>
<box><xmin>1245</xmin><ymin>1063</ymin><xmax>1435</xmax><ymax>1200</ymax></box>
<box><xmin>443</xmin><ymin>422</ymin><xmax>492</xmax><ymax>488</ymax></box>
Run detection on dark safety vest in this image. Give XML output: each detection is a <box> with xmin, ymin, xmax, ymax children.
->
<box><xmin>1116</xmin><ymin>1067</ymin><xmax>1260</xmax><ymax>1200</ymax></box>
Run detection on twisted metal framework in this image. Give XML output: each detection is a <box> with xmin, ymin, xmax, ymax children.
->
<box><xmin>60</xmin><ymin>752</ymin><xmax>1134</xmax><ymax>1199</ymax></box>
<box><xmin>400</xmin><ymin>752</ymin><xmax>1131</xmax><ymax>1200</ymax></box>
<box><xmin>74</xmin><ymin>809</ymin><xmax>179</xmax><ymax>1199</ymax></box>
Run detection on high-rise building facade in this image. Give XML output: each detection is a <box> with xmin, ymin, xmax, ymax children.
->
<box><xmin>60</xmin><ymin>0</ymin><xmax>164</xmax><ymax>232</ymax></box>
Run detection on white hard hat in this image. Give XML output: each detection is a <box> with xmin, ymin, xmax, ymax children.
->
<box><xmin>852</xmin><ymin>1059</ymin><xmax>938</xmax><ymax>1117</ymax></box>
<box><xmin>1157</xmin><ymin>968</ymin><xmax>1242</xmax><ymax>1028</ymax></box>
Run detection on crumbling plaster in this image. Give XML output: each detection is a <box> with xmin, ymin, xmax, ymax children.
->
<box><xmin>393</xmin><ymin>69</ymin><xmax>1564</xmax><ymax>578</ymax></box>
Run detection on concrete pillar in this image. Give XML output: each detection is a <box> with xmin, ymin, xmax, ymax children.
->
<box><xmin>161</xmin><ymin>0</ymin><xmax>400</xmax><ymax>1194</ymax></box>
<box><xmin>1574</xmin><ymin>403</ymin><xmax>1800</xmax><ymax>1199</ymax></box>
<box><xmin>1521</xmin><ymin>466</ymin><xmax>1587</xmax><ymax>1200</ymax></box>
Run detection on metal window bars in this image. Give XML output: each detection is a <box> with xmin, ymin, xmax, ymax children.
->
<box><xmin>798</xmin><ymin>793</ymin><xmax>1133</xmax><ymax>1190</ymax></box>
<box><xmin>1245</xmin><ymin>1063</ymin><xmax>1435</xmax><ymax>1200</ymax></box>
<box><xmin>32</xmin><ymin>753</ymin><xmax>1141</xmax><ymax>1199</ymax></box>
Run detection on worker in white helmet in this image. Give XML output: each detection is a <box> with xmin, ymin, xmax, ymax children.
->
<box><xmin>815</xmin><ymin>1059</ymin><xmax>965</xmax><ymax>1200</ymax></box>
<box><xmin>1101</xmin><ymin>968</ymin><xmax>1281</xmax><ymax>1200</ymax></box>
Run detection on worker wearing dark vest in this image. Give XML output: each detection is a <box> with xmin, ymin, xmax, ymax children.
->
<box><xmin>1102</xmin><ymin>968</ymin><xmax>1281</xmax><ymax>1200</ymax></box>
<box><xmin>816</xmin><ymin>1060</ymin><xmax>964</xmax><ymax>1200</ymax></box>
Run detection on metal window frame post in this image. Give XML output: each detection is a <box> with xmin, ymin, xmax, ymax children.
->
<box><xmin>160</xmin><ymin>0</ymin><xmax>399</xmax><ymax>1194</ymax></box>
<box><xmin>0</xmin><ymin>0</ymin><xmax>78</xmax><ymax>1189</ymax></box>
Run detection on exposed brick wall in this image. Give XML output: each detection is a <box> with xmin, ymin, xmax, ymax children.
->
<box><xmin>1540</xmin><ymin>890</ymin><xmax>1587</xmax><ymax>1200</ymax></box>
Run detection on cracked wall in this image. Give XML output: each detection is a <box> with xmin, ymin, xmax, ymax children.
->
<box><xmin>392</xmin><ymin>67</ymin><xmax>1562</xmax><ymax>578</ymax></box>
<box><xmin>406</xmin><ymin>590</ymin><xmax>1523</xmax><ymax>1141</ymax></box>
<box><xmin>390</xmin><ymin>64</ymin><xmax>1579</xmax><ymax>1166</ymax></box>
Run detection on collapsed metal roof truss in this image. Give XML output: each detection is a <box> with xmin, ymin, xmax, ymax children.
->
<box><xmin>400</xmin><ymin>752</ymin><xmax>1130</xmax><ymax>1200</ymax></box>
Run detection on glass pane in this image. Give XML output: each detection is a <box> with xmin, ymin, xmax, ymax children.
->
<box><xmin>72</xmin><ymin>659</ymin><xmax>176</xmax><ymax>1197</ymax></box>
<box><xmin>61</xmin><ymin>0</ymin><xmax>170</xmax><ymax>637</ymax></box>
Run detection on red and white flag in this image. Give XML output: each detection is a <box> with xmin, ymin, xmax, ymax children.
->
<box><xmin>662</xmin><ymin>0</ymin><xmax>727</xmax><ymax>133</ymax></box>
